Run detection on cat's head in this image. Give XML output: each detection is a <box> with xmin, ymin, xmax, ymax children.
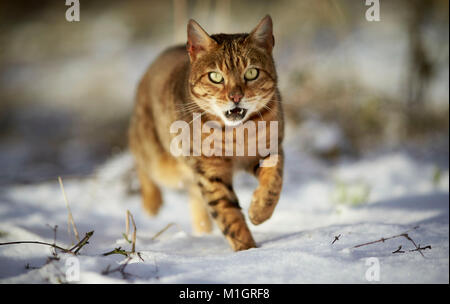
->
<box><xmin>187</xmin><ymin>15</ymin><xmax>277</xmax><ymax>126</ymax></box>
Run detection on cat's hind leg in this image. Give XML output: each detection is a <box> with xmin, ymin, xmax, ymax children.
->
<box><xmin>138</xmin><ymin>168</ymin><xmax>163</xmax><ymax>216</ymax></box>
<box><xmin>189</xmin><ymin>184</ymin><xmax>212</xmax><ymax>234</ymax></box>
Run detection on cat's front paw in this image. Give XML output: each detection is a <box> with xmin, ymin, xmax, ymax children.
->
<box><xmin>248</xmin><ymin>188</ymin><xmax>278</xmax><ymax>225</ymax></box>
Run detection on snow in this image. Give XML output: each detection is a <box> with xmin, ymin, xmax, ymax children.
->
<box><xmin>0</xmin><ymin>145</ymin><xmax>448</xmax><ymax>283</ymax></box>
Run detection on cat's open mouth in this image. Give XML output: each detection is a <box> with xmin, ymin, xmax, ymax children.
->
<box><xmin>224</xmin><ymin>107</ymin><xmax>247</xmax><ymax>121</ymax></box>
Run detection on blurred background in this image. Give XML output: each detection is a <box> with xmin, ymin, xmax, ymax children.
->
<box><xmin>0</xmin><ymin>0</ymin><xmax>448</xmax><ymax>185</ymax></box>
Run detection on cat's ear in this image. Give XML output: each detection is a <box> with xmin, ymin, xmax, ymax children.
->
<box><xmin>248</xmin><ymin>15</ymin><xmax>275</xmax><ymax>53</ymax></box>
<box><xmin>187</xmin><ymin>19</ymin><xmax>216</xmax><ymax>61</ymax></box>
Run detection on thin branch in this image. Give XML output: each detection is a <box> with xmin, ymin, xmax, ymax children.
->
<box><xmin>409</xmin><ymin>245</ymin><xmax>431</xmax><ymax>253</ymax></box>
<box><xmin>102</xmin><ymin>247</ymin><xmax>145</xmax><ymax>262</ymax></box>
<box><xmin>136</xmin><ymin>252</ymin><xmax>145</xmax><ymax>262</ymax></box>
<box><xmin>402</xmin><ymin>233</ymin><xmax>425</xmax><ymax>257</ymax></box>
<box><xmin>151</xmin><ymin>223</ymin><xmax>179</xmax><ymax>241</ymax></box>
<box><xmin>70</xmin><ymin>231</ymin><xmax>95</xmax><ymax>254</ymax></box>
<box><xmin>125</xmin><ymin>210</ymin><xmax>130</xmax><ymax>238</ymax></box>
<box><xmin>352</xmin><ymin>226</ymin><xmax>431</xmax><ymax>257</ymax></box>
<box><xmin>392</xmin><ymin>245</ymin><xmax>405</xmax><ymax>254</ymax></box>
<box><xmin>0</xmin><ymin>240</ymin><xmax>73</xmax><ymax>254</ymax></box>
<box><xmin>46</xmin><ymin>224</ymin><xmax>59</xmax><ymax>257</ymax></box>
<box><xmin>331</xmin><ymin>234</ymin><xmax>341</xmax><ymax>245</ymax></box>
<box><xmin>352</xmin><ymin>226</ymin><xmax>420</xmax><ymax>248</ymax></box>
<box><xmin>0</xmin><ymin>230</ymin><xmax>95</xmax><ymax>255</ymax></box>
<box><xmin>102</xmin><ymin>247</ymin><xmax>129</xmax><ymax>257</ymax></box>
<box><xmin>46</xmin><ymin>224</ymin><xmax>58</xmax><ymax>245</ymax></box>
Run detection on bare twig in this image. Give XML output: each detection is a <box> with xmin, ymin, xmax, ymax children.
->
<box><xmin>58</xmin><ymin>176</ymin><xmax>80</xmax><ymax>243</ymax></box>
<box><xmin>70</xmin><ymin>231</ymin><xmax>94</xmax><ymax>254</ymax></box>
<box><xmin>151</xmin><ymin>223</ymin><xmax>178</xmax><ymax>241</ymax></box>
<box><xmin>46</xmin><ymin>224</ymin><xmax>58</xmax><ymax>245</ymax></box>
<box><xmin>331</xmin><ymin>234</ymin><xmax>341</xmax><ymax>244</ymax></box>
<box><xmin>50</xmin><ymin>224</ymin><xmax>58</xmax><ymax>257</ymax></box>
<box><xmin>136</xmin><ymin>252</ymin><xmax>145</xmax><ymax>262</ymax></box>
<box><xmin>0</xmin><ymin>240</ymin><xmax>73</xmax><ymax>254</ymax></box>
<box><xmin>392</xmin><ymin>245</ymin><xmax>405</xmax><ymax>254</ymax></box>
<box><xmin>0</xmin><ymin>230</ymin><xmax>93</xmax><ymax>257</ymax></box>
<box><xmin>102</xmin><ymin>247</ymin><xmax>129</xmax><ymax>257</ymax></box>
<box><xmin>122</xmin><ymin>233</ymin><xmax>131</xmax><ymax>244</ymax></box>
<box><xmin>102</xmin><ymin>247</ymin><xmax>145</xmax><ymax>263</ymax></box>
<box><xmin>410</xmin><ymin>245</ymin><xmax>431</xmax><ymax>253</ymax></box>
<box><xmin>352</xmin><ymin>226</ymin><xmax>430</xmax><ymax>257</ymax></box>
<box><xmin>352</xmin><ymin>226</ymin><xmax>420</xmax><ymax>248</ymax></box>
<box><xmin>125</xmin><ymin>210</ymin><xmax>130</xmax><ymax>238</ymax></box>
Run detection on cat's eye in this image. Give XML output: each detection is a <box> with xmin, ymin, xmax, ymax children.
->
<box><xmin>244</xmin><ymin>68</ymin><xmax>259</xmax><ymax>81</ymax></box>
<box><xmin>208</xmin><ymin>72</ymin><xmax>224</xmax><ymax>84</ymax></box>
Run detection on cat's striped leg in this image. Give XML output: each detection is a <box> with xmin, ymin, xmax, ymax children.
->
<box><xmin>194</xmin><ymin>161</ymin><xmax>256</xmax><ymax>251</ymax></box>
<box><xmin>248</xmin><ymin>149</ymin><xmax>284</xmax><ymax>225</ymax></box>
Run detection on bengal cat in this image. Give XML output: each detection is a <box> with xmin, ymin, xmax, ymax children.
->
<box><xmin>129</xmin><ymin>15</ymin><xmax>284</xmax><ymax>251</ymax></box>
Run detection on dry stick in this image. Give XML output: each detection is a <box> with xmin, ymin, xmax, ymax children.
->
<box><xmin>151</xmin><ymin>223</ymin><xmax>174</xmax><ymax>240</ymax></box>
<box><xmin>70</xmin><ymin>231</ymin><xmax>95</xmax><ymax>254</ymax></box>
<box><xmin>125</xmin><ymin>210</ymin><xmax>130</xmax><ymax>238</ymax></box>
<box><xmin>102</xmin><ymin>247</ymin><xmax>129</xmax><ymax>257</ymax></box>
<box><xmin>46</xmin><ymin>224</ymin><xmax>59</xmax><ymax>257</ymax></box>
<box><xmin>0</xmin><ymin>230</ymin><xmax>95</xmax><ymax>255</ymax></box>
<box><xmin>352</xmin><ymin>226</ymin><xmax>420</xmax><ymax>249</ymax></box>
<box><xmin>58</xmin><ymin>177</ymin><xmax>80</xmax><ymax>243</ymax></box>
<box><xmin>102</xmin><ymin>247</ymin><xmax>145</xmax><ymax>262</ymax></box>
<box><xmin>393</xmin><ymin>244</ymin><xmax>431</xmax><ymax>254</ymax></box>
<box><xmin>46</xmin><ymin>224</ymin><xmax>58</xmax><ymax>244</ymax></box>
<box><xmin>352</xmin><ymin>226</ymin><xmax>427</xmax><ymax>257</ymax></box>
<box><xmin>392</xmin><ymin>245</ymin><xmax>405</xmax><ymax>254</ymax></box>
<box><xmin>151</xmin><ymin>223</ymin><xmax>183</xmax><ymax>241</ymax></box>
<box><xmin>331</xmin><ymin>234</ymin><xmax>341</xmax><ymax>245</ymax></box>
<box><xmin>409</xmin><ymin>245</ymin><xmax>431</xmax><ymax>253</ymax></box>
<box><xmin>0</xmin><ymin>240</ymin><xmax>73</xmax><ymax>254</ymax></box>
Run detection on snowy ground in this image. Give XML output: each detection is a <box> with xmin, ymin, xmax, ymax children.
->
<box><xmin>0</xmin><ymin>144</ymin><xmax>448</xmax><ymax>284</ymax></box>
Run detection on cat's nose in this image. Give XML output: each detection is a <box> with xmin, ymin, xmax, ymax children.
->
<box><xmin>229</xmin><ymin>92</ymin><xmax>243</xmax><ymax>103</ymax></box>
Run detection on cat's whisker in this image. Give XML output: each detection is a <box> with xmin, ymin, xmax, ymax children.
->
<box><xmin>187</xmin><ymin>111</ymin><xmax>206</xmax><ymax>126</ymax></box>
<box><xmin>257</xmin><ymin>109</ymin><xmax>264</xmax><ymax>121</ymax></box>
<box><xmin>263</xmin><ymin>104</ymin><xmax>275</xmax><ymax>112</ymax></box>
<box><xmin>174</xmin><ymin>106</ymin><xmax>204</xmax><ymax>115</ymax></box>
<box><xmin>177</xmin><ymin>111</ymin><xmax>207</xmax><ymax>133</ymax></box>
<box><xmin>262</xmin><ymin>104</ymin><xmax>277</xmax><ymax>116</ymax></box>
<box><xmin>174</xmin><ymin>108</ymin><xmax>201</xmax><ymax>114</ymax></box>
<box><xmin>175</xmin><ymin>103</ymin><xmax>202</xmax><ymax>111</ymax></box>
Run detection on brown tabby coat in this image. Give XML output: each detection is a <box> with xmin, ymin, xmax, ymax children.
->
<box><xmin>129</xmin><ymin>15</ymin><xmax>284</xmax><ymax>251</ymax></box>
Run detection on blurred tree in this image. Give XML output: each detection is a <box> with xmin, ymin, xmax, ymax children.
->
<box><xmin>406</xmin><ymin>0</ymin><xmax>436</xmax><ymax>108</ymax></box>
